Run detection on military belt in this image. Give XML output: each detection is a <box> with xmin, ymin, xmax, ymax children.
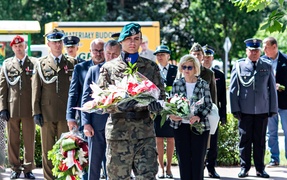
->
<box><xmin>111</xmin><ymin>110</ymin><xmax>149</xmax><ymax>120</ymax></box>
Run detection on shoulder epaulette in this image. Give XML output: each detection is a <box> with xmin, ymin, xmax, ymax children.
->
<box><xmin>261</xmin><ymin>57</ymin><xmax>272</xmax><ymax>65</ymax></box>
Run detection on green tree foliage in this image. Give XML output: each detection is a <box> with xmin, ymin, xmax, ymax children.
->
<box><xmin>230</xmin><ymin>0</ymin><xmax>287</xmax><ymax>33</ymax></box>
<box><xmin>187</xmin><ymin>0</ymin><xmax>263</xmax><ymax>64</ymax></box>
<box><xmin>0</xmin><ymin>0</ymin><xmax>106</xmax><ymax>44</ymax></box>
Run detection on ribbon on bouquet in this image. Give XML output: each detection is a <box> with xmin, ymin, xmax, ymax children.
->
<box><xmin>62</xmin><ymin>148</ymin><xmax>87</xmax><ymax>177</ymax></box>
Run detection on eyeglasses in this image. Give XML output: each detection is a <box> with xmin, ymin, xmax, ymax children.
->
<box><xmin>182</xmin><ymin>65</ymin><xmax>193</xmax><ymax>70</ymax></box>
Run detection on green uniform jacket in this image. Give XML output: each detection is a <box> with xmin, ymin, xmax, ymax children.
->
<box><xmin>200</xmin><ymin>66</ymin><xmax>217</xmax><ymax>105</ymax></box>
<box><xmin>0</xmin><ymin>56</ymin><xmax>36</xmax><ymax>118</ymax></box>
<box><xmin>97</xmin><ymin>55</ymin><xmax>165</xmax><ymax>140</ymax></box>
<box><xmin>32</xmin><ymin>54</ymin><xmax>74</xmax><ymax>122</ymax></box>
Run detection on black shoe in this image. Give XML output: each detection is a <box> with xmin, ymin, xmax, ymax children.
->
<box><xmin>256</xmin><ymin>170</ymin><xmax>270</xmax><ymax>178</ymax></box>
<box><xmin>166</xmin><ymin>171</ymin><xmax>173</xmax><ymax>179</ymax></box>
<box><xmin>24</xmin><ymin>172</ymin><xmax>35</xmax><ymax>179</ymax></box>
<box><xmin>10</xmin><ymin>171</ymin><xmax>21</xmax><ymax>179</ymax></box>
<box><xmin>100</xmin><ymin>174</ymin><xmax>106</xmax><ymax>179</ymax></box>
<box><xmin>208</xmin><ymin>171</ymin><xmax>220</xmax><ymax>178</ymax></box>
<box><xmin>238</xmin><ymin>169</ymin><xmax>248</xmax><ymax>178</ymax></box>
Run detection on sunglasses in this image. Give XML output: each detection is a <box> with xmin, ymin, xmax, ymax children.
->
<box><xmin>182</xmin><ymin>65</ymin><xmax>193</xmax><ymax>70</ymax></box>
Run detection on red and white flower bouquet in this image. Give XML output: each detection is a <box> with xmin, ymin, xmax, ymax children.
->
<box><xmin>76</xmin><ymin>63</ymin><xmax>160</xmax><ymax>113</ymax></box>
<box><xmin>48</xmin><ymin>130</ymin><xmax>88</xmax><ymax>180</ymax></box>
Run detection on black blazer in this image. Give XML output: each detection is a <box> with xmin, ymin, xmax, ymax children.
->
<box><xmin>263</xmin><ymin>51</ymin><xmax>287</xmax><ymax>109</ymax></box>
<box><xmin>212</xmin><ymin>68</ymin><xmax>227</xmax><ymax>122</ymax></box>
<box><xmin>165</xmin><ymin>64</ymin><xmax>178</xmax><ymax>86</ymax></box>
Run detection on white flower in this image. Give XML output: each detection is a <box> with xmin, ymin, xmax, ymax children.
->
<box><xmin>62</xmin><ymin>150</ymin><xmax>75</xmax><ymax>169</ymax></box>
<box><xmin>78</xmin><ymin>148</ymin><xmax>88</xmax><ymax>165</ymax></box>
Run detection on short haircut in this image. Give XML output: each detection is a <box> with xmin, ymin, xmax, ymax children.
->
<box><xmin>263</xmin><ymin>37</ymin><xmax>277</xmax><ymax>46</ymax></box>
<box><xmin>90</xmin><ymin>38</ymin><xmax>105</xmax><ymax>50</ymax></box>
<box><xmin>104</xmin><ymin>40</ymin><xmax>122</xmax><ymax>51</ymax></box>
<box><xmin>178</xmin><ymin>54</ymin><xmax>201</xmax><ymax>76</ymax></box>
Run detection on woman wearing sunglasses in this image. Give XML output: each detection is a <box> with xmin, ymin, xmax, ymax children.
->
<box><xmin>169</xmin><ymin>54</ymin><xmax>213</xmax><ymax>180</ymax></box>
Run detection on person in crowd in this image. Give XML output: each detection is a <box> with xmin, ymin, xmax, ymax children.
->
<box><xmin>111</xmin><ymin>32</ymin><xmax>120</xmax><ymax>41</ymax></box>
<box><xmin>139</xmin><ymin>35</ymin><xmax>156</xmax><ymax>62</ymax></box>
<box><xmin>189</xmin><ymin>43</ymin><xmax>217</xmax><ymax>104</ymax></box>
<box><xmin>169</xmin><ymin>54</ymin><xmax>212</xmax><ymax>180</ymax></box>
<box><xmin>66</xmin><ymin>38</ymin><xmax>105</xmax><ymax>180</ymax></box>
<box><xmin>81</xmin><ymin>39</ymin><xmax>121</xmax><ymax>180</ymax></box>
<box><xmin>229</xmin><ymin>38</ymin><xmax>278</xmax><ymax>178</ymax></box>
<box><xmin>153</xmin><ymin>45</ymin><xmax>177</xmax><ymax>179</ymax></box>
<box><xmin>32</xmin><ymin>28</ymin><xmax>75</xmax><ymax>180</ymax></box>
<box><xmin>0</xmin><ymin>35</ymin><xmax>36</xmax><ymax>179</ymax></box>
<box><xmin>63</xmin><ymin>35</ymin><xmax>85</xmax><ymax>64</ymax></box>
<box><xmin>262</xmin><ymin>37</ymin><xmax>287</xmax><ymax>167</ymax></box>
<box><xmin>97</xmin><ymin>22</ymin><xmax>165</xmax><ymax>180</ymax></box>
<box><xmin>202</xmin><ymin>45</ymin><xmax>227</xmax><ymax>178</ymax></box>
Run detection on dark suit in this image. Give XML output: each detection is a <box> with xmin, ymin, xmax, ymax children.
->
<box><xmin>32</xmin><ymin>54</ymin><xmax>75</xmax><ymax>179</ymax></box>
<box><xmin>76</xmin><ymin>57</ymin><xmax>85</xmax><ymax>64</ymax></box>
<box><xmin>66</xmin><ymin>60</ymin><xmax>94</xmax><ymax>122</ymax></box>
<box><xmin>206</xmin><ymin>68</ymin><xmax>226</xmax><ymax>172</ymax></box>
<box><xmin>165</xmin><ymin>64</ymin><xmax>178</xmax><ymax>86</ymax></box>
<box><xmin>154</xmin><ymin>64</ymin><xmax>177</xmax><ymax>137</ymax></box>
<box><xmin>66</xmin><ymin>60</ymin><xmax>94</xmax><ymax>180</ymax></box>
<box><xmin>0</xmin><ymin>56</ymin><xmax>36</xmax><ymax>173</ymax></box>
<box><xmin>230</xmin><ymin>58</ymin><xmax>278</xmax><ymax>172</ymax></box>
<box><xmin>81</xmin><ymin>64</ymin><xmax>109</xmax><ymax>180</ymax></box>
<box><xmin>262</xmin><ymin>51</ymin><xmax>287</xmax><ymax>164</ymax></box>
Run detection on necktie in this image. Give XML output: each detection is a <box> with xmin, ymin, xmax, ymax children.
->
<box><xmin>19</xmin><ymin>60</ymin><xmax>23</xmax><ymax>68</ymax></box>
<box><xmin>252</xmin><ymin>61</ymin><xmax>256</xmax><ymax>70</ymax></box>
<box><xmin>55</xmin><ymin>57</ymin><xmax>60</xmax><ymax>67</ymax></box>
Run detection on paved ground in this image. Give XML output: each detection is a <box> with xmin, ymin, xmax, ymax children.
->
<box><xmin>1</xmin><ymin>165</ymin><xmax>287</xmax><ymax>180</ymax></box>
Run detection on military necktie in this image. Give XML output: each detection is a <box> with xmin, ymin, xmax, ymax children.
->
<box><xmin>252</xmin><ymin>61</ymin><xmax>256</xmax><ymax>70</ymax></box>
<box><xmin>19</xmin><ymin>60</ymin><xmax>23</xmax><ymax>68</ymax></box>
<box><xmin>55</xmin><ymin>57</ymin><xmax>60</xmax><ymax>67</ymax></box>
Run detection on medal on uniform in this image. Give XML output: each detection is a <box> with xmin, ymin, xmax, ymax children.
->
<box><xmin>64</xmin><ymin>65</ymin><xmax>68</xmax><ymax>74</ymax></box>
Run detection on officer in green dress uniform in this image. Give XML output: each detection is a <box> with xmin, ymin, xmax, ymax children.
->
<box><xmin>31</xmin><ymin>29</ymin><xmax>75</xmax><ymax>180</ymax></box>
<box><xmin>0</xmin><ymin>35</ymin><xmax>36</xmax><ymax>179</ymax></box>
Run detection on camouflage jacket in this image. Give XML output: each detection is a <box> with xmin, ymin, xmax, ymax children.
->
<box><xmin>97</xmin><ymin>55</ymin><xmax>165</xmax><ymax>140</ymax></box>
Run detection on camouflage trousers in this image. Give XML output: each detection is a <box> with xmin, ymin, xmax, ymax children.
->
<box><xmin>106</xmin><ymin>137</ymin><xmax>158</xmax><ymax>180</ymax></box>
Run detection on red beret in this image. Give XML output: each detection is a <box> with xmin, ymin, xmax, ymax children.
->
<box><xmin>10</xmin><ymin>35</ymin><xmax>25</xmax><ymax>47</ymax></box>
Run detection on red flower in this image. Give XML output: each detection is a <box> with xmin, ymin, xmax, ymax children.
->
<box><xmin>59</xmin><ymin>161</ymin><xmax>68</xmax><ymax>171</ymax></box>
<box><xmin>80</xmin><ymin>143</ymin><xmax>89</xmax><ymax>157</ymax></box>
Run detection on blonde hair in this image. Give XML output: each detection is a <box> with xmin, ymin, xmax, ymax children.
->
<box><xmin>178</xmin><ymin>54</ymin><xmax>201</xmax><ymax>76</ymax></box>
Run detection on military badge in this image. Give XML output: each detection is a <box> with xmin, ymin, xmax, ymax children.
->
<box><xmin>130</xmin><ymin>28</ymin><xmax>136</xmax><ymax>35</ymax></box>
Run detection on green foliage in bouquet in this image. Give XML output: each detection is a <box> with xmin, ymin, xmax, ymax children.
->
<box><xmin>124</xmin><ymin>62</ymin><xmax>138</xmax><ymax>75</ymax></box>
<box><xmin>47</xmin><ymin>134</ymin><xmax>88</xmax><ymax>180</ymax></box>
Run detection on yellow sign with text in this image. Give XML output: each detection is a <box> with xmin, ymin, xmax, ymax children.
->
<box><xmin>45</xmin><ymin>22</ymin><xmax>160</xmax><ymax>60</ymax></box>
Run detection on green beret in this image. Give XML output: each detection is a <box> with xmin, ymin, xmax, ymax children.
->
<box><xmin>118</xmin><ymin>23</ymin><xmax>141</xmax><ymax>42</ymax></box>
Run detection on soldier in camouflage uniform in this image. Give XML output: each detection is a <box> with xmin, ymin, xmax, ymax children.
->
<box><xmin>97</xmin><ymin>23</ymin><xmax>165</xmax><ymax>180</ymax></box>
<box><xmin>0</xmin><ymin>35</ymin><xmax>37</xmax><ymax>179</ymax></box>
<box><xmin>31</xmin><ymin>29</ymin><xmax>75</xmax><ymax>180</ymax></box>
